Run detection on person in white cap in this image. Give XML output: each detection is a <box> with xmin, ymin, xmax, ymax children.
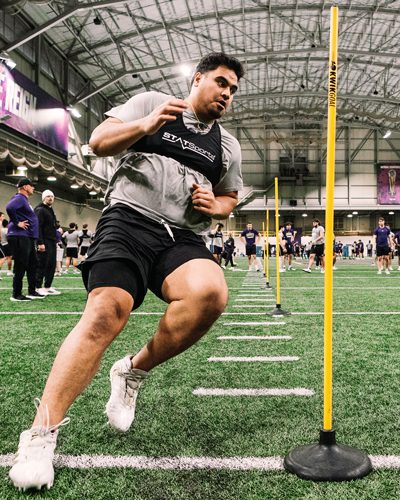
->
<box><xmin>34</xmin><ymin>189</ymin><xmax>61</xmax><ymax>295</ymax></box>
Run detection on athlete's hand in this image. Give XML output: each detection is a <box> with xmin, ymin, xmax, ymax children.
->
<box><xmin>191</xmin><ymin>183</ymin><xmax>220</xmax><ymax>215</ymax></box>
<box><xmin>17</xmin><ymin>220</ymin><xmax>29</xmax><ymax>230</ymax></box>
<box><xmin>37</xmin><ymin>244</ymin><xmax>45</xmax><ymax>252</ymax></box>
<box><xmin>142</xmin><ymin>99</ymin><xmax>188</xmax><ymax>135</ymax></box>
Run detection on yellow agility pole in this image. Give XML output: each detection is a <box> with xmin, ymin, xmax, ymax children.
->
<box><xmin>284</xmin><ymin>6</ymin><xmax>371</xmax><ymax>481</ymax></box>
<box><xmin>267</xmin><ymin>177</ymin><xmax>289</xmax><ymax>316</ymax></box>
<box><xmin>265</xmin><ymin>209</ymin><xmax>271</xmax><ymax>288</ymax></box>
<box><xmin>262</xmin><ymin>221</ymin><xmax>267</xmax><ymax>276</ymax></box>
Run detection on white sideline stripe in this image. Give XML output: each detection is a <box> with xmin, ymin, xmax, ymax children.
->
<box><xmin>3</xmin><ymin>311</ymin><xmax>400</xmax><ymax>317</ymax></box>
<box><xmin>232</xmin><ymin>305</ymin><xmax>275</xmax><ymax>308</ymax></box>
<box><xmin>274</xmin><ymin>287</ymin><xmax>400</xmax><ymax>290</ymax></box>
<box><xmin>223</xmin><ymin>322</ymin><xmax>286</xmax><ymax>326</ymax></box>
<box><xmin>218</xmin><ymin>335</ymin><xmax>292</xmax><ymax>340</ymax></box>
<box><xmin>208</xmin><ymin>356</ymin><xmax>299</xmax><ymax>362</ymax></box>
<box><xmin>237</xmin><ymin>294</ymin><xmax>273</xmax><ymax>296</ymax></box>
<box><xmin>193</xmin><ymin>388</ymin><xmax>314</xmax><ymax>397</ymax></box>
<box><xmin>0</xmin><ymin>453</ymin><xmax>399</xmax><ymax>471</ymax></box>
<box><xmin>235</xmin><ymin>298</ymin><xmax>275</xmax><ymax>302</ymax></box>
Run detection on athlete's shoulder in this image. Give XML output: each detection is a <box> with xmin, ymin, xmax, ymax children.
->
<box><xmin>219</xmin><ymin>125</ymin><xmax>241</xmax><ymax>150</ymax></box>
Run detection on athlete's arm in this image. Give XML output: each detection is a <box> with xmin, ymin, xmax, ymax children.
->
<box><xmin>191</xmin><ymin>184</ymin><xmax>238</xmax><ymax>218</ymax></box>
<box><xmin>89</xmin><ymin>99</ymin><xmax>189</xmax><ymax>156</ymax></box>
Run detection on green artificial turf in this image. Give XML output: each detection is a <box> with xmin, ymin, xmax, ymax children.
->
<box><xmin>1</xmin><ymin>258</ymin><xmax>400</xmax><ymax>499</ymax></box>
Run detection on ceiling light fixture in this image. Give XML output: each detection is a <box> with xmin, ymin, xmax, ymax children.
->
<box><xmin>47</xmin><ymin>176</ymin><xmax>57</xmax><ymax>182</ymax></box>
<box><xmin>70</xmin><ymin>183</ymin><xmax>79</xmax><ymax>189</ymax></box>
<box><xmin>302</xmin><ymin>213</ymin><xmax>308</xmax><ymax>217</ymax></box>
<box><xmin>352</xmin><ymin>211</ymin><xmax>358</xmax><ymax>215</ymax></box>
<box><xmin>389</xmin><ymin>211</ymin><xmax>394</xmax><ymax>215</ymax></box>
<box><xmin>180</xmin><ymin>64</ymin><xmax>192</xmax><ymax>77</ymax></box>
<box><xmin>17</xmin><ymin>165</ymin><xmax>27</xmax><ymax>172</ymax></box>
<box><xmin>383</xmin><ymin>130</ymin><xmax>392</xmax><ymax>139</ymax></box>
<box><xmin>347</xmin><ymin>214</ymin><xmax>353</xmax><ymax>218</ymax></box>
<box><xmin>67</xmin><ymin>106</ymin><xmax>82</xmax><ymax>119</ymax></box>
<box><xmin>89</xmin><ymin>190</ymin><xmax>97</xmax><ymax>195</ymax></box>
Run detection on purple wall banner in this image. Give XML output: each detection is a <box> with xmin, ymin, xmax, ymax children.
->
<box><xmin>0</xmin><ymin>63</ymin><xmax>68</xmax><ymax>156</ymax></box>
<box><xmin>377</xmin><ymin>165</ymin><xmax>400</xmax><ymax>205</ymax></box>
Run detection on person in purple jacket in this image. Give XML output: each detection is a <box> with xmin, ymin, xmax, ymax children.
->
<box><xmin>6</xmin><ymin>178</ymin><xmax>45</xmax><ymax>301</ymax></box>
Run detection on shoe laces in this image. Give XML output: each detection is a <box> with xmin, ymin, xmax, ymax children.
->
<box><xmin>33</xmin><ymin>398</ymin><xmax>70</xmax><ymax>437</ymax></box>
<box><xmin>122</xmin><ymin>372</ymin><xmax>145</xmax><ymax>404</ymax></box>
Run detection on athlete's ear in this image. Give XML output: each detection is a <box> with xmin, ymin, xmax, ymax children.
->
<box><xmin>192</xmin><ymin>72</ymin><xmax>203</xmax><ymax>87</ymax></box>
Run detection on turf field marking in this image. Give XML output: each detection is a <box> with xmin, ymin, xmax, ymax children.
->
<box><xmin>3</xmin><ymin>311</ymin><xmax>400</xmax><ymax>316</ymax></box>
<box><xmin>193</xmin><ymin>388</ymin><xmax>314</xmax><ymax>397</ymax></box>
<box><xmin>0</xmin><ymin>454</ymin><xmax>399</xmax><ymax>471</ymax></box>
<box><xmin>232</xmin><ymin>305</ymin><xmax>275</xmax><ymax>308</ymax></box>
<box><xmin>208</xmin><ymin>356</ymin><xmax>299</xmax><ymax>362</ymax></box>
<box><xmin>218</xmin><ymin>335</ymin><xmax>291</xmax><ymax>340</ymax></box>
<box><xmin>234</xmin><ymin>298</ymin><xmax>275</xmax><ymax>302</ymax></box>
<box><xmin>222</xmin><ymin>322</ymin><xmax>286</xmax><ymax>326</ymax></box>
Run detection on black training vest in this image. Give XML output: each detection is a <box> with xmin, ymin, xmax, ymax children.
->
<box><xmin>131</xmin><ymin>114</ymin><xmax>223</xmax><ymax>186</ymax></box>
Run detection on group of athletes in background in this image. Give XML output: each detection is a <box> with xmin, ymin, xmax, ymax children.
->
<box><xmin>208</xmin><ymin>216</ymin><xmax>400</xmax><ymax>275</ymax></box>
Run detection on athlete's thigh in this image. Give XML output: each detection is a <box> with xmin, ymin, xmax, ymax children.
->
<box><xmin>161</xmin><ymin>258</ymin><xmax>226</xmax><ymax>303</ymax></box>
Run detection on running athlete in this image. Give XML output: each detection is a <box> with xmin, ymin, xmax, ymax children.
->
<box><xmin>209</xmin><ymin>222</ymin><xmax>224</xmax><ymax>265</ymax></box>
<box><xmin>9</xmin><ymin>52</ymin><xmax>244</xmax><ymax>491</ymax></box>
<box><xmin>303</xmin><ymin>219</ymin><xmax>325</xmax><ymax>273</ymax></box>
<box><xmin>394</xmin><ymin>230</ymin><xmax>400</xmax><ymax>271</ymax></box>
<box><xmin>373</xmin><ymin>217</ymin><xmax>391</xmax><ymax>275</ymax></box>
<box><xmin>240</xmin><ymin>222</ymin><xmax>260</xmax><ymax>271</ymax></box>
<box><xmin>280</xmin><ymin>221</ymin><xmax>296</xmax><ymax>271</ymax></box>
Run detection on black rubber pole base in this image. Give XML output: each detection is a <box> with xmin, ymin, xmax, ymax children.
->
<box><xmin>261</xmin><ymin>282</ymin><xmax>272</xmax><ymax>289</ymax></box>
<box><xmin>267</xmin><ymin>304</ymin><xmax>291</xmax><ymax>316</ymax></box>
<box><xmin>284</xmin><ymin>430</ymin><xmax>372</xmax><ymax>481</ymax></box>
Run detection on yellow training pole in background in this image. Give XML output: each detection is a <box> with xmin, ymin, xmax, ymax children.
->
<box><xmin>274</xmin><ymin>177</ymin><xmax>281</xmax><ymax>304</ymax></box>
<box><xmin>262</xmin><ymin>221</ymin><xmax>266</xmax><ymax>275</ymax></box>
<box><xmin>265</xmin><ymin>210</ymin><xmax>271</xmax><ymax>288</ymax></box>
<box><xmin>284</xmin><ymin>6</ymin><xmax>372</xmax><ymax>481</ymax></box>
<box><xmin>267</xmin><ymin>178</ymin><xmax>289</xmax><ymax>315</ymax></box>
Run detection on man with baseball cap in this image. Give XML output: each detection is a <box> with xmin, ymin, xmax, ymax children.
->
<box><xmin>6</xmin><ymin>178</ymin><xmax>45</xmax><ymax>301</ymax></box>
<box><xmin>34</xmin><ymin>190</ymin><xmax>60</xmax><ymax>295</ymax></box>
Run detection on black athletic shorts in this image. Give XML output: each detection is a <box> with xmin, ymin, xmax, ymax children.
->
<box><xmin>80</xmin><ymin>246</ymin><xmax>89</xmax><ymax>256</ymax></box>
<box><xmin>311</xmin><ymin>244</ymin><xmax>324</xmax><ymax>257</ymax></box>
<box><xmin>66</xmin><ymin>247</ymin><xmax>78</xmax><ymax>259</ymax></box>
<box><xmin>0</xmin><ymin>244</ymin><xmax>11</xmax><ymax>257</ymax></box>
<box><xmin>376</xmin><ymin>245</ymin><xmax>389</xmax><ymax>257</ymax></box>
<box><xmin>245</xmin><ymin>244</ymin><xmax>256</xmax><ymax>256</ymax></box>
<box><xmin>81</xmin><ymin>204</ymin><xmax>217</xmax><ymax>310</ymax></box>
<box><xmin>213</xmin><ymin>245</ymin><xmax>222</xmax><ymax>255</ymax></box>
<box><xmin>285</xmin><ymin>244</ymin><xmax>293</xmax><ymax>255</ymax></box>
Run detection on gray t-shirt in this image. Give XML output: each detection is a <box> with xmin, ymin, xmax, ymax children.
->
<box><xmin>62</xmin><ymin>230</ymin><xmax>80</xmax><ymax>248</ymax></box>
<box><xmin>1</xmin><ymin>227</ymin><xmax>8</xmax><ymax>246</ymax></box>
<box><xmin>312</xmin><ymin>225</ymin><xmax>325</xmax><ymax>245</ymax></box>
<box><xmin>104</xmin><ymin>91</ymin><xmax>243</xmax><ymax>234</ymax></box>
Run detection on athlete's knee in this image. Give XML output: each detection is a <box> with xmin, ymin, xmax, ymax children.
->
<box><xmin>192</xmin><ymin>283</ymin><xmax>228</xmax><ymax>319</ymax></box>
<box><xmin>85</xmin><ymin>288</ymin><xmax>132</xmax><ymax>337</ymax></box>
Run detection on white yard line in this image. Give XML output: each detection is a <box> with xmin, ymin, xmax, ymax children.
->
<box><xmin>208</xmin><ymin>356</ymin><xmax>299</xmax><ymax>362</ymax></box>
<box><xmin>222</xmin><ymin>322</ymin><xmax>286</xmax><ymax>326</ymax></box>
<box><xmin>232</xmin><ymin>305</ymin><xmax>275</xmax><ymax>308</ymax></box>
<box><xmin>193</xmin><ymin>388</ymin><xmax>314</xmax><ymax>397</ymax></box>
<box><xmin>0</xmin><ymin>453</ymin><xmax>398</xmax><ymax>471</ymax></box>
<box><xmin>234</xmin><ymin>298</ymin><xmax>275</xmax><ymax>302</ymax></box>
<box><xmin>217</xmin><ymin>336</ymin><xmax>292</xmax><ymax>340</ymax></box>
<box><xmin>2</xmin><ymin>311</ymin><xmax>400</xmax><ymax>316</ymax></box>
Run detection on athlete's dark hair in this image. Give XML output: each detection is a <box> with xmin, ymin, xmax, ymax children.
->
<box><xmin>2</xmin><ymin>218</ymin><xmax>8</xmax><ymax>228</ymax></box>
<box><xmin>69</xmin><ymin>222</ymin><xmax>76</xmax><ymax>229</ymax></box>
<box><xmin>285</xmin><ymin>221</ymin><xmax>293</xmax><ymax>226</ymax></box>
<box><xmin>313</xmin><ymin>219</ymin><xmax>320</xmax><ymax>224</ymax></box>
<box><xmin>192</xmin><ymin>53</ymin><xmax>245</xmax><ymax>84</ymax></box>
<box><xmin>379</xmin><ymin>217</ymin><xmax>385</xmax><ymax>221</ymax></box>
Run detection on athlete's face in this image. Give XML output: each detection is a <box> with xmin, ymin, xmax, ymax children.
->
<box><xmin>193</xmin><ymin>66</ymin><xmax>238</xmax><ymax>120</ymax></box>
<box><xmin>379</xmin><ymin>220</ymin><xmax>385</xmax><ymax>227</ymax></box>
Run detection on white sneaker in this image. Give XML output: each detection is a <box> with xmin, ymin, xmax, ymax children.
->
<box><xmin>385</xmin><ymin>269</ymin><xmax>390</xmax><ymax>275</ymax></box>
<box><xmin>62</xmin><ymin>270</ymin><xmax>68</xmax><ymax>274</ymax></box>
<box><xmin>320</xmin><ymin>269</ymin><xmax>325</xmax><ymax>273</ymax></box>
<box><xmin>106</xmin><ymin>356</ymin><xmax>148</xmax><ymax>432</ymax></box>
<box><xmin>36</xmin><ymin>288</ymin><xmax>49</xmax><ymax>296</ymax></box>
<box><xmin>7</xmin><ymin>271</ymin><xmax>13</xmax><ymax>276</ymax></box>
<box><xmin>44</xmin><ymin>287</ymin><xmax>61</xmax><ymax>296</ymax></box>
<box><xmin>221</xmin><ymin>265</ymin><xmax>226</xmax><ymax>269</ymax></box>
<box><xmin>279</xmin><ymin>268</ymin><xmax>286</xmax><ymax>273</ymax></box>
<box><xmin>398</xmin><ymin>266</ymin><xmax>400</xmax><ymax>271</ymax></box>
<box><xmin>333</xmin><ymin>266</ymin><xmax>337</xmax><ymax>270</ymax></box>
<box><xmin>9</xmin><ymin>399</ymin><xmax>69</xmax><ymax>491</ymax></box>
<box><xmin>303</xmin><ymin>268</ymin><xmax>311</xmax><ymax>273</ymax></box>
<box><xmin>315</xmin><ymin>266</ymin><xmax>320</xmax><ymax>270</ymax></box>
<box><xmin>377</xmin><ymin>270</ymin><xmax>382</xmax><ymax>275</ymax></box>
<box><xmin>389</xmin><ymin>267</ymin><xmax>393</xmax><ymax>271</ymax></box>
